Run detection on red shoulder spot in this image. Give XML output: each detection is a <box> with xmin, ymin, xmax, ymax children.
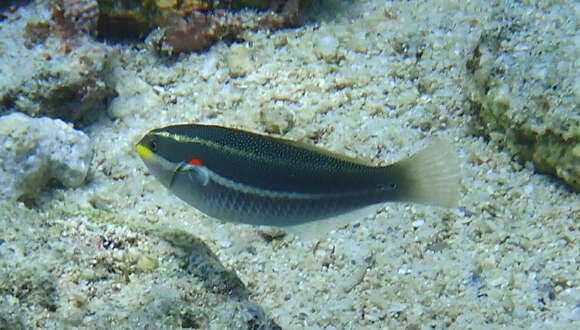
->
<box><xmin>188</xmin><ymin>158</ymin><xmax>203</xmax><ymax>166</ymax></box>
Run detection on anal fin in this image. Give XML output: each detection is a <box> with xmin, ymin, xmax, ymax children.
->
<box><xmin>282</xmin><ymin>205</ymin><xmax>381</xmax><ymax>243</ymax></box>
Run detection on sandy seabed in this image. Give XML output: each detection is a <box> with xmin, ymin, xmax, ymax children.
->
<box><xmin>0</xmin><ymin>0</ymin><xmax>578</xmax><ymax>329</ymax></box>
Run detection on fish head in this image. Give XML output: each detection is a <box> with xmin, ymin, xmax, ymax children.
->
<box><xmin>135</xmin><ymin>131</ymin><xmax>182</xmax><ymax>188</ymax></box>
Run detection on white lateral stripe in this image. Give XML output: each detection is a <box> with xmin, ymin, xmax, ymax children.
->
<box><xmin>198</xmin><ymin>166</ymin><xmax>362</xmax><ymax>200</ymax></box>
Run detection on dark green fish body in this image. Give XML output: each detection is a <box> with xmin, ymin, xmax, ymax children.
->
<box><xmin>136</xmin><ymin>124</ymin><xmax>459</xmax><ymax>228</ymax></box>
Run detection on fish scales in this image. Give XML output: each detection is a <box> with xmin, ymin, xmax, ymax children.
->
<box><xmin>146</xmin><ymin>124</ymin><xmax>395</xmax><ymax>194</ymax></box>
<box><xmin>136</xmin><ymin>123</ymin><xmax>460</xmax><ymax>230</ymax></box>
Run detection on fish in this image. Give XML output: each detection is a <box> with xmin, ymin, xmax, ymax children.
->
<box><xmin>135</xmin><ymin>123</ymin><xmax>460</xmax><ymax>235</ymax></box>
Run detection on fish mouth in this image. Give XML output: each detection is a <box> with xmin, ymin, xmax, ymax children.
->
<box><xmin>135</xmin><ymin>140</ymin><xmax>184</xmax><ymax>189</ymax></box>
<box><xmin>135</xmin><ymin>143</ymin><xmax>153</xmax><ymax>160</ymax></box>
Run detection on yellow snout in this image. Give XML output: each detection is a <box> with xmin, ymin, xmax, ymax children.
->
<box><xmin>135</xmin><ymin>144</ymin><xmax>153</xmax><ymax>160</ymax></box>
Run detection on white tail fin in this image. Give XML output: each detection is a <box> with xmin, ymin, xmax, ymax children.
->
<box><xmin>391</xmin><ymin>139</ymin><xmax>461</xmax><ymax>207</ymax></box>
<box><xmin>284</xmin><ymin>139</ymin><xmax>460</xmax><ymax>241</ymax></box>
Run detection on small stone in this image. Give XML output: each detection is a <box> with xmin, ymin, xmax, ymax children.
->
<box><xmin>572</xmin><ymin>143</ymin><xmax>580</xmax><ymax>157</ymax></box>
<box><xmin>257</xmin><ymin>227</ymin><xmax>286</xmax><ymax>241</ymax></box>
<box><xmin>226</xmin><ymin>44</ymin><xmax>254</xmax><ymax>78</ymax></box>
<box><xmin>396</xmin><ymin>88</ymin><xmax>420</xmax><ymax>107</ymax></box>
<box><xmin>260</xmin><ymin>107</ymin><xmax>294</xmax><ymax>135</ymax></box>
<box><xmin>314</xmin><ymin>34</ymin><xmax>341</xmax><ymax>63</ymax></box>
<box><xmin>137</xmin><ymin>255</ymin><xmax>158</xmax><ymax>272</ymax></box>
<box><xmin>411</xmin><ymin>219</ymin><xmax>425</xmax><ymax>227</ymax></box>
<box><xmin>156</xmin><ymin>0</ymin><xmax>177</xmax><ymax>9</ymax></box>
<box><xmin>107</xmin><ymin>68</ymin><xmax>162</xmax><ymax>119</ymax></box>
<box><xmin>199</xmin><ymin>53</ymin><xmax>219</xmax><ymax>80</ymax></box>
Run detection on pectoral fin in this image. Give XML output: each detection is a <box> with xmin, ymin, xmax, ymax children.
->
<box><xmin>183</xmin><ymin>164</ymin><xmax>210</xmax><ymax>186</ymax></box>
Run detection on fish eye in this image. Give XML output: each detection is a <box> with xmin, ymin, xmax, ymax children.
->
<box><xmin>379</xmin><ymin>183</ymin><xmax>398</xmax><ymax>191</ymax></box>
<box><xmin>381</xmin><ymin>183</ymin><xmax>398</xmax><ymax>191</ymax></box>
<box><xmin>149</xmin><ymin>140</ymin><xmax>158</xmax><ymax>152</ymax></box>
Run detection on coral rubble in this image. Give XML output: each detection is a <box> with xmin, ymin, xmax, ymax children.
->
<box><xmin>465</xmin><ymin>2</ymin><xmax>580</xmax><ymax>191</ymax></box>
<box><xmin>52</xmin><ymin>0</ymin><xmax>100</xmax><ymax>37</ymax></box>
<box><xmin>0</xmin><ymin>113</ymin><xmax>93</xmax><ymax>202</ymax></box>
<box><xmin>0</xmin><ymin>201</ymin><xmax>281</xmax><ymax>328</ymax></box>
<box><xmin>97</xmin><ymin>0</ymin><xmax>313</xmax><ymax>52</ymax></box>
<box><xmin>0</xmin><ymin>13</ymin><xmax>115</xmax><ymax>126</ymax></box>
<box><xmin>2</xmin><ymin>61</ymin><xmax>116</xmax><ymax>124</ymax></box>
<box><xmin>48</xmin><ymin>0</ymin><xmax>312</xmax><ymax>47</ymax></box>
<box><xmin>162</xmin><ymin>10</ymin><xmax>241</xmax><ymax>54</ymax></box>
<box><xmin>23</xmin><ymin>21</ymin><xmax>51</xmax><ymax>48</ymax></box>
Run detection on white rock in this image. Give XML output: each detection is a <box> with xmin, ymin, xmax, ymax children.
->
<box><xmin>107</xmin><ymin>68</ymin><xmax>162</xmax><ymax>119</ymax></box>
<box><xmin>226</xmin><ymin>44</ymin><xmax>254</xmax><ymax>78</ymax></box>
<box><xmin>199</xmin><ymin>53</ymin><xmax>219</xmax><ymax>80</ymax></box>
<box><xmin>314</xmin><ymin>34</ymin><xmax>340</xmax><ymax>62</ymax></box>
<box><xmin>0</xmin><ymin>113</ymin><xmax>93</xmax><ymax>201</ymax></box>
<box><xmin>412</xmin><ymin>219</ymin><xmax>425</xmax><ymax>227</ymax></box>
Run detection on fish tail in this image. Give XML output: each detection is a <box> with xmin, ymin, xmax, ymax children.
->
<box><xmin>389</xmin><ymin>138</ymin><xmax>461</xmax><ymax>207</ymax></box>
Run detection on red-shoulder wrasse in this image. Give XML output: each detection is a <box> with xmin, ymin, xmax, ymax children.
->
<box><xmin>136</xmin><ymin>124</ymin><xmax>460</xmax><ymax>228</ymax></box>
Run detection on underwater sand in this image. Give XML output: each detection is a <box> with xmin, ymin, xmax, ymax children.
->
<box><xmin>0</xmin><ymin>0</ymin><xmax>578</xmax><ymax>329</ymax></box>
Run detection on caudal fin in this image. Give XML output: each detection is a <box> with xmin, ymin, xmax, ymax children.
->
<box><xmin>391</xmin><ymin>139</ymin><xmax>461</xmax><ymax>207</ymax></box>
